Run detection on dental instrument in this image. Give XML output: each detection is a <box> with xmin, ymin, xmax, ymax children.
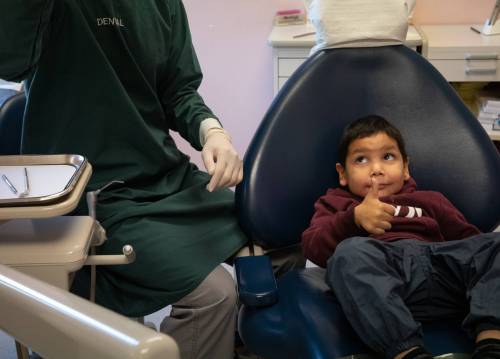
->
<box><xmin>19</xmin><ymin>167</ymin><xmax>30</xmax><ymax>197</ymax></box>
<box><xmin>2</xmin><ymin>174</ymin><xmax>18</xmax><ymax>195</ymax></box>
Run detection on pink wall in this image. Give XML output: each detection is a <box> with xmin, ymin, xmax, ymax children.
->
<box><xmin>177</xmin><ymin>0</ymin><xmax>496</xmax><ymax>169</ymax></box>
<box><xmin>176</xmin><ymin>0</ymin><xmax>304</xmax><ymax>168</ymax></box>
<box><xmin>413</xmin><ymin>0</ymin><xmax>495</xmax><ymax>25</ymax></box>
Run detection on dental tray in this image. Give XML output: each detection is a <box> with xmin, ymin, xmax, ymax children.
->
<box><xmin>0</xmin><ymin>155</ymin><xmax>92</xmax><ymax>220</ymax></box>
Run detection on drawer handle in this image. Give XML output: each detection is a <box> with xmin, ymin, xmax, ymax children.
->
<box><xmin>465</xmin><ymin>53</ymin><xmax>498</xmax><ymax>60</ymax></box>
<box><xmin>465</xmin><ymin>66</ymin><xmax>497</xmax><ymax>74</ymax></box>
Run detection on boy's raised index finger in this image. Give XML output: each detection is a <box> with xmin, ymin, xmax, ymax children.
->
<box><xmin>368</xmin><ymin>177</ymin><xmax>380</xmax><ymax>198</ymax></box>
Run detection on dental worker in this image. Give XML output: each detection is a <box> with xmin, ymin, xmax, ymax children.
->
<box><xmin>0</xmin><ymin>1</ymin><xmax>297</xmax><ymax>358</ymax></box>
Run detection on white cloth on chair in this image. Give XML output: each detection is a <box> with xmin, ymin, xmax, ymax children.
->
<box><xmin>306</xmin><ymin>0</ymin><xmax>416</xmax><ymax>54</ymax></box>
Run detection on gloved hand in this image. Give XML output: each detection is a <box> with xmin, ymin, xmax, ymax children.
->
<box><xmin>201</xmin><ymin>129</ymin><xmax>243</xmax><ymax>192</ymax></box>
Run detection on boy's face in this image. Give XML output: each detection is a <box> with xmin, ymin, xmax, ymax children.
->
<box><xmin>336</xmin><ymin>132</ymin><xmax>410</xmax><ymax>198</ymax></box>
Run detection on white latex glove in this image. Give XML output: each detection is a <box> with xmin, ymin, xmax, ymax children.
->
<box><xmin>201</xmin><ymin>129</ymin><xmax>243</xmax><ymax>192</ymax></box>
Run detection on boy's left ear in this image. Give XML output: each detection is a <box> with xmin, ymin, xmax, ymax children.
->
<box><xmin>404</xmin><ymin>158</ymin><xmax>410</xmax><ymax>180</ymax></box>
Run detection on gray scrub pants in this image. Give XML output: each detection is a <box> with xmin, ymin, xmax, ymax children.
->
<box><xmin>160</xmin><ymin>245</ymin><xmax>306</xmax><ymax>359</ymax></box>
<box><xmin>326</xmin><ymin>233</ymin><xmax>500</xmax><ymax>359</ymax></box>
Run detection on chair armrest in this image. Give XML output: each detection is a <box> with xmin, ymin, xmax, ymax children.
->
<box><xmin>234</xmin><ymin>255</ymin><xmax>278</xmax><ymax>307</ymax></box>
<box><xmin>0</xmin><ymin>264</ymin><xmax>179</xmax><ymax>359</ymax></box>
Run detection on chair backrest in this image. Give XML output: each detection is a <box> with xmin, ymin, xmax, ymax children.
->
<box><xmin>236</xmin><ymin>45</ymin><xmax>500</xmax><ymax>248</ymax></box>
<box><xmin>0</xmin><ymin>91</ymin><xmax>25</xmax><ymax>155</ymax></box>
<box><xmin>0</xmin><ymin>89</ymin><xmax>18</xmax><ymax>107</ymax></box>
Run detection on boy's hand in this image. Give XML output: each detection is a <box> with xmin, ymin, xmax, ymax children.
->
<box><xmin>354</xmin><ymin>178</ymin><xmax>395</xmax><ymax>235</ymax></box>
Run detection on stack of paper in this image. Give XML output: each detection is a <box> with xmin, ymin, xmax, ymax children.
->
<box><xmin>476</xmin><ymin>96</ymin><xmax>500</xmax><ymax>133</ymax></box>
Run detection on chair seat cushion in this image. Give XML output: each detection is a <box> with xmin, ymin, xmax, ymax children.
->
<box><xmin>239</xmin><ymin>268</ymin><xmax>474</xmax><ymax>359</ymax></box>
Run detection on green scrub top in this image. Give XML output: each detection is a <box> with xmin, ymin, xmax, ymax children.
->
<box><xmin>0</xmin><ymin>0</ymin><xmax>247</xmax><ymax>316</ymax></box>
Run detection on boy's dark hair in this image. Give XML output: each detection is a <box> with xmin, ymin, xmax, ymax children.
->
<box><xmin>338</xmin><ymin>115</ymin><xmax>408</xmax><ymax>167</ymax></box>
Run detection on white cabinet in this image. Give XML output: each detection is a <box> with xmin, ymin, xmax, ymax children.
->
<box><xmin>278</xmin><ymin>56</ymin><xmax>307</xmax><ymax>77</ymax></box>
<box><xmin>429</xmin><ymin>59</ymin><xmax>500</xmax><ymax>82</ymax></box>
<box><xmin>419</xmin><ymin>25</ymin><xmax>500</xmax><ymax>141</ymax></box>
<box><xmin>420</xmin><ymin>25</ymin><xmax>500</xmax><ymax>83</ymax></box>
<box><xmin>268</xmin><ymin>24</ymin><xmax>500</xmax><ymax>141</ymax></box>
<box><xmin>269</xmin><ymin>24</ymin><xmax>423</xmax><ymax>95</ymax></box>
<box><xmin>273</xmin><ymin>48</ymin><xmax>310</xmax><ymax>94</ymax></box>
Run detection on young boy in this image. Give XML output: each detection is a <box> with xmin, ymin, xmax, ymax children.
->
<box><xmin>301</xmin><ymin>115</ymin><xmax>500</xmax><ymax>359</ymax></box>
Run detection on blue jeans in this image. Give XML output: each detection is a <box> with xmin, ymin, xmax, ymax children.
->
<box><xmin>326</xmin><ymin>233</ymin><xmax>500</xmax><ymax>358</ymax></box>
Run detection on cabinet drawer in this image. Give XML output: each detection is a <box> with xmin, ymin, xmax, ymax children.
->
<box><xmin>429</xmin><ymin>59</ymin><xmax>500</xmax><ymax>82</ymax></box>
<box><xmin>278</xmin><ymin>58</ymin><xmax>306</xmax><ymax>77</ymax></box>
<box><xmin>278</xmin><ymin>77</ymin><xmax>289</xmax><ymax>91</ymax></box>
<box><xmin>427</xmin><ymin>48</ymin><xmax>500</xmax><ymax>61</ymax></box>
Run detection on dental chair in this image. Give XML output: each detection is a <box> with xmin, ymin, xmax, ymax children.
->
<box><xmin>0</xmin><ymin>88</ymin><xmax>19</xmax><ymax>106</ymax></box>
<box><xmin>0</xmin><ymin>91</ymin><xmax>24</xmax><ymax>155</ymax></box>
<box><xmin>0</xmin><ymin>263</ymin><xmax>179</xmax><ymax>359</ymax></box>
<box><xmin>235</xmin><ymin>45</ymin><xmax>500</xmax><ymax>358</ymax></box>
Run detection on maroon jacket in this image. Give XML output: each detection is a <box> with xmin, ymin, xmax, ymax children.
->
<box><xmin>301</xmin><ymin>178</ymin><xmax>480</xmax><ymax>267</ymax></box>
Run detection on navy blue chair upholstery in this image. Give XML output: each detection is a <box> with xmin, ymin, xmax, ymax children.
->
<box><xmin>0</xmin><ymin>88</ymin><xmax>18</xmax><ymax>107</ymax></box>
<box><xmin>235</xmin><ymin>45</ymin><xmax>500</xmax><ymax>358</ymax></box>
<box><xmin>0</xmin><ymin>91</ymin><xmax>25</xmax><ymax>155</ymax></box>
